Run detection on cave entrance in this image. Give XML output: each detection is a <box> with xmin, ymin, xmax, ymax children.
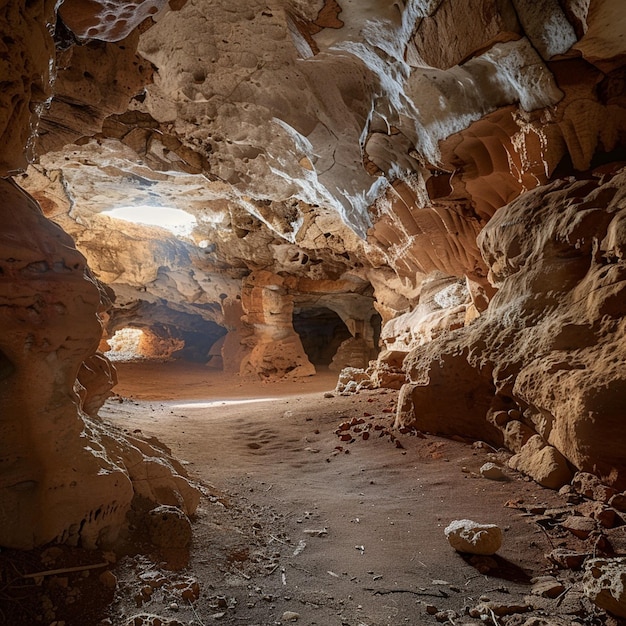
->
<box><xmin>293</xmin><ymin>307</ymin><xmax>352</xmax><ymax>367</ymax></box>
<box><xmin>104</xmin><ymin>327</ymin><xmax>185</xmax><ymax>362</ymax></box>
<box><xmin>105</xmin><ymin>328</ymin><xmax>145</xmax><ymax>361</ymax></box>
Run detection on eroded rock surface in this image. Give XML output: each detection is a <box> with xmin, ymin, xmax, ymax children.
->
<box><xmin>396</xmin><ymin>167</ymin><xmax>626</xmax><ymax>489</ymax></box>
<box><xmin>0</xmin><ymin>179</ymin><xmax>198</xmax><ymax>549</ymax></box>
<box><xmin>1</xmin><ymin>0</ymin><xmax>626</xmax><ymax>548</ymax></box>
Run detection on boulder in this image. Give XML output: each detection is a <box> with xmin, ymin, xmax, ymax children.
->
<box><xmin>508</xmin><ymin>436</ymin><xmax>573</xmax><ymax>489</ymax></box>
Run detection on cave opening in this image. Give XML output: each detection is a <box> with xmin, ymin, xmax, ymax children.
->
<box><xmin>105</xmin><ymin>327</ymin><xmax>146</xmax><ymax>361</ymax></box>
<box><xmin>292</xmin><ymin>307</ymin><xmax>352</xmax><ymax>367</ymax></box>
<box><xmin>105</xmin><ymin>322</ymin><xmax>227</xmax><ymax>364</ymax></box>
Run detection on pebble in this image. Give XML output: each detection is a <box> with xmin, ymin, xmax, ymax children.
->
<box><xmin>530</xmin><ymin>575</ymin><xmax>566</xmax><ymax>598</ymax></box>
<box><xmin>480</xmin><ymin>462</ymin><xmax>506</xmax><ymax>480</ymax></box>
<box><xmin>281</xmin><ymin>611</ymin><xmax>300</xmax><ymax>622</ymax></box>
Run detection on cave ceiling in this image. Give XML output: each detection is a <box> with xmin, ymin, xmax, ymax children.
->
<box><xmin>5</xmin><ymin>0</ymin><xmax>626</xmax><ymax>340</ymax></box>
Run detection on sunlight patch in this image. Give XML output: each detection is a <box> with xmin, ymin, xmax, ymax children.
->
<box><xmin>171</xmin><ymin>398</ymin><xmax>280</xmax><ymax>409</ymax></box>
<box><xmin>105</xmin><ymin>328</ymin><xmax>144</xmax><ymax>361</ymax></box>
<box><xmin>102</xmin><ymin>205</ymin><xmax>197</xmax><ymax>237</ymax></box>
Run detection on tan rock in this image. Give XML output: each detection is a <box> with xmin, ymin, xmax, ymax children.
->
<box><xmin>572</xmin><ymin>472</ymin><xmax>618</xmax><ymax>503</ymax></box>
<box><xmin>583</xmin><ymin>557</ymin><xmax>626</xmax><ymax>618</ymax></box>
<box><xmin>502</xmin><ymin>420</ymin><xmax>536</xmax><ymax>454</ymax></box>
<box><xmin>480</xmin><ymin>463</ymin><xmax>507</xmax><ymax>481</ymax></box>
<box><xmin>508</xmin><ymin>436</ymin><xmax>573</xmax><ymax>489</ymax></box>
<box><xmin>444</xmin><ymin>519</ymin><xmax>503</xmax><ymax>555</ymax></box>
<box><xmin>562</xmin><ymin>515</ymin><xmax>596</xmax><ymax>539</ymax></box>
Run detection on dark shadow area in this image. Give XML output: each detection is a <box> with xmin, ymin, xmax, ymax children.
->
<box><xmin>293</xmin><ymin>307</ymin><xmax>351</xmax><ymax>366</ymax></box>
<box><xmin>460</xmin><ymin>553</ymin><xmax>532</xmax><ymax>584</ymax></box>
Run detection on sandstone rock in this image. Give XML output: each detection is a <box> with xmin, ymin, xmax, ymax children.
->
<box><xmin>444</xmin><ymin>519</ymin><xmax>503</xmax><ymax>555</ymax></box>
<box><xmin>336</xmin><ymin>367</ymin><xmax>371</xmax><ymax>392</ymax></box>
<box><xmin>572</xmin><ymin>472</ymin><xmax>618</xmax><ymax>503</ymax></box>
<box><xmin>502</xmin><ymin>420</ymin><xmax>536</xmax><ymax>454</ymax></box>
<box><xmin>583</xmin><ymin>557</ymin><xmax>626</xmax><ymax>618</ymax></box>
<box><xmin>577</xmin><ymin>501</ymin><xmax>618</xmax><ymax>528</ymax></box>
<box><xmin>562</xmin><ymin>515</ymin><xmax>597</xmax><ymax>539</ymax></box>
<box><xmin>530</xmin><ymin>576</ymin><xmax>565</xmax><ymax>598</ymax></box>
<box><xmin>146</xmin><ymin>505</ymin><xmax>192</xmax><ymax>549</ymax></box>
<box><xmin>480</xmin><ymin>463</ymin><xmax>506</xmax><ymax>481</ymax></box>
<box><xmin>508</xmin><ymin>436</ymin><xmax>573</xmax><ymax>490</ymax></box>
<box><xmin>547</xmin><ymin>548</ymin><xmax>589</xmax><ymax>570</ymax></box>
<box><xmin>0</xmin><ymin>179</ymin><xmax>133</xmax><ymax>549</ymax></box>
<box><xmin>609</xmin><ymin>493</ymin><xmax>626</xmax><ymax>513</ymax></box>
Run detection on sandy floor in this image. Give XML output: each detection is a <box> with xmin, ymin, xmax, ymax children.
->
<box><xmin>77</xmin><ymin>360</ymin><xmax>612</xmax><ymax>626</ymax></box>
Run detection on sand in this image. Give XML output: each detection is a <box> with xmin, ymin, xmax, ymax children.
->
<box><xmin>89</xmin><ymin>360</ymin><xmax>591</xmax><ymax>626</ymax></box>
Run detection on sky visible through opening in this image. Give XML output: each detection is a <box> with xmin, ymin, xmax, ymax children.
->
<box><xmin>102</xmin><ymin>206</ymin><xmax>197</xmax><ymax>237</ymax></box>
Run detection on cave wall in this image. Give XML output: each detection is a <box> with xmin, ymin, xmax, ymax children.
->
<box><xmin>397</xmin><ymin>165</ymin><xmax>626</xmax><ymax>489</ymax></box>
<box><xmin>1</xmin><ymin>0</ymin><xmax>626</xmax><ymax>548</ymax></box>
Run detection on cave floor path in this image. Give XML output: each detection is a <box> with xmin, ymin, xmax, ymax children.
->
<box><xmin>101</xmin><ymin>361</ymin><xmax>568</xmax><ymax>626</ymax></box>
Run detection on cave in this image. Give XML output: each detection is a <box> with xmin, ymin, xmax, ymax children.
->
<box><xmin>292</xmin><ymin>306</ymin><xmax>352</xmax><ymax>367</ymax></box>
<box><xmin>2</xmin><ymin>1</ymin><xmax>626</xmax><ymax>624</ymax></box>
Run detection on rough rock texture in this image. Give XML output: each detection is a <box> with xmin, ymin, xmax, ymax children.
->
<box><xmin>397</xmin><ymin>167</ymin><xmax>626</xmax><ymax>489</ymax></box>
<box><xmin>444</xmin><ymin>519</ymin><xmax>503</xmax><ymax>555</ymax></box>
<box><xmin>0</xmin><ymin>179</ymin><xmax>198</xmax><ymax>549</ymax></box>
<box><xmin>2</xmin><ymin>0</ymin><xmax>626</xmax><ymax>545</ymax></box>
<box><xmin>583</xmin><ymin>557</ymin><xmax>626</xmax><ymax>618</ymax></box>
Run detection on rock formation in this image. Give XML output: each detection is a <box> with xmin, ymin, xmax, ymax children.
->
<box><xmin>1</xmin><ymin>0</ymin><xmax>625</xmax><ymax>546</ymax></box>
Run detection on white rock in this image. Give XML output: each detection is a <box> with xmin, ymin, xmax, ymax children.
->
<box><xmin>444</xmin><ymin>519</ymin><xmax>503</xmax><ymax>555</ymax></box>
<box><xmin>480</xmin><ymin>462</ymin><xmax>506</xmax><ymax>480</ymax></box>
<box><xmin>281</xmin><ymin>611</ymin><xmax>300</xmax><ymax>622</ymax></box>
<box><xmin>583</xmin><ymin>557</ymin><xmax>626</xmax><ymax>618</ymax></box>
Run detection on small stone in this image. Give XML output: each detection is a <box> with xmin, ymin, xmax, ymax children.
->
<box><xmin>281</xmin><ymin>610</ymin><xmax>300</xmax><ymax>622</ymax></box>
<box><xmin>480</xmin><ymin>462</ymin><xmax>506</xmax><ymax>480</ymax></box>
<box><xmin>146</xmin><ymin>505</ymin><xmax>192</xmax><ymax>549</ymax></box>
<box><xmin>577</xmin><ymin>501</ymin><xmax>617</xmax><ymax>528</ymax></box>
<box><xmin>425</xmin><ymin>604</ymin><xmax>438</xmax><ymax>615</ymax></box>
<box><xmin>583</xmin><ymin>557</ymin><xmax>626</xmax><ymax>618</ymax></box>
<box><xmin>562</xmin><ymin>515</ymin><xmax>596</xmax><ymax>539</ymax></box>
<box><xmin>547</xmin><ymin>548</ymin><xmax>588</xmax><ymax>570</ymax></box>
<box><xmin>444</xmin><ymin>519</ymin><xmax>502</xmax><ymax>555</ymax></box>
<box><xmin>323</xmin><ymin>392</ymin><xmax>334</xmax><ymax>398</ymax></box>
<box><xmin>572</xmin><ymin>472</ymin><xmax>618</xmax><ymax>503</ymax></box>
<box><xmin>531</xmin><ymin>576</ymin><xmax>565</xmax><ymax>598</ymax></box>
<box><xmin>435</xmin><ymin>610</ymin><xmax>458</xmax><ymax>623</ymax></box>
<box><xmin>98</xmin><ymin>570</ymin><xmax>117</xmax><ymax>590</ymax></box>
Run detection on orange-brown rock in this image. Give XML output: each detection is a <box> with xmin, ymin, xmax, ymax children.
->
<box><xmin>59</xmin><ymin>0</ymin><xmax>168</xmax><ymax>43</ymax></box>
<box><xmin>0</xmin><ymin>179</ymin><xmax>199</xmax><ymax>549</ymax></box>
<box><xmin>397</xmin><ymin>167</ymin><xmax>626</xmax><ymax>489</ymax></box>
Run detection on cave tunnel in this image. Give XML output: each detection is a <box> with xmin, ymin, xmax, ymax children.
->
<box><xmin>106</xmin><ymin>318</ymin><xmax>228</xmax><ymax>365</ymax></box>
<box><xmin>292</xmin><ymin>307</ymin><xmax>352</xmax><ymax>367</ymax></box>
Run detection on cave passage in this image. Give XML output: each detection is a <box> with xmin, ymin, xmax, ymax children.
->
<box><xmin>293</xmin><ymin>307</ymin><xmax>352</xmax><ymax>366</ymax></box>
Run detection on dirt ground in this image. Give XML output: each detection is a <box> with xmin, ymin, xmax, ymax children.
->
<box><xmin>2</xmin><ymin>361</ymin><xmax>621</xmax><ymax>625</ymax></box>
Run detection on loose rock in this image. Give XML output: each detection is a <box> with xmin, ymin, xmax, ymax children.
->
<box><xmin>572</xmin><ymin>472</ymin><xmax>618</xmax><ymax>503</ymax></box>
<box><xmin>146</xmin><ymin>505</ymin><xmax>192</xmax><ymax>549</ymax></box>
<box><xmin>480</xmin><ymin>462</ymin><xmax>506</xmax><ymax>480</ymax></box>
<box><xmin>508</xmin><ymin>436</ymin><xmax>573</xmax><ymax>489</ymax></box>
<box><xmin>444</xmin><ymin>519</ymin><xmax>502</xmax><ymax>555</ymax></box>
<box><xmin>583</xmin><ymin>557</ymin><xmax>626</xmax><ymax>618</ymax></box>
